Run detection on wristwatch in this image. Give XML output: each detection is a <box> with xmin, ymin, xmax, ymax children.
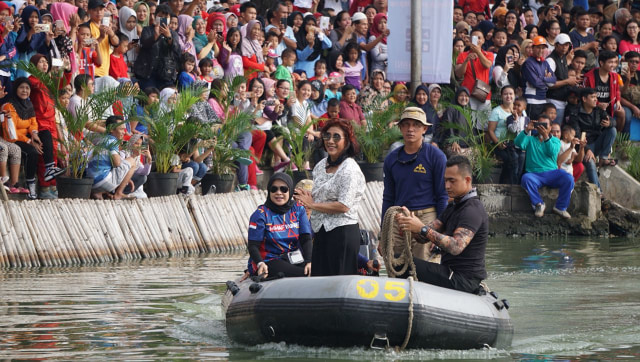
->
<box><xmin>420</xmin><ymin>225</ymin><xmax>429</xmax><ymax>237</ymax></box>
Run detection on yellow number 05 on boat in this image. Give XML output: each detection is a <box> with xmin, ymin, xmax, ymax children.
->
<box><xmin>356</xmin><ymin>279</ymin><xmax>407</xmax><ymax>302</ymax></box>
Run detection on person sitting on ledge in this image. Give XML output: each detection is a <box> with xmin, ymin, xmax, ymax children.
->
<box><xmin>247</xmin><ymin>173</ymin><xmax>312</xmax><ymax>279</ymax></box>
<box><xmin>515</xmin><ymin>114</ymin><xmax>574</xmax><ymax>219</ymax></box>
<box><xmin>395</xmin><ymin>155</ymin><xmax>488</xmax><ymax>295</ymax></box>
<box><xmin>86</xmin><ymin>115</ymin><xmax>138</xmax><ymax>200</ymax></box>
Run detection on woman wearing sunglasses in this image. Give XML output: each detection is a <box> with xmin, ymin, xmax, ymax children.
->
<box><xmin>246</xmin><ymin>173</ymin><xmax>312</xmax><ymax>279</ymax></box>
<box><xmin>294</xmin><ymin>119</ymin><xmax>365</xmax><ymax>276</ymax></box>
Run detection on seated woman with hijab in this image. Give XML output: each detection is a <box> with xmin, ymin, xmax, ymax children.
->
<box><xmin>247</xmin><ymin>173</ymin><xmax>312</xmax><ymax>278</ymax></box>
<box><xmin>437</xmin><ymin>87</ymin><xmax>474</xmax><ymax>158</ymax></box>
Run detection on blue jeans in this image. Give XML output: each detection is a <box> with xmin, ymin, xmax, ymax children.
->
<box><xmin>182</xmin><ymin>161</ymin><xmax>208</xmax><ymax>181</ymax></box>
<box><xmin>232</xmin><ymin>131</ymin><xmax>252</xmax><ymax>185</ymax></box>
<box><xmin>521</xmin><ymin>169</ymin><xmax>574</xmax><ymax>211</ymax></box>
<box><xmin>622</xmin><ymin>106</ymin><xmax>635</xmax><ymax>134</ymax></box>
<box><xmin>584</xmin><ymin>127</ymin><xmax>616</xmax><ymax>190</ymax></box>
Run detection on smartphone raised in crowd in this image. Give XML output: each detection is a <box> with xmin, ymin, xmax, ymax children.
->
<box><xmin>471</xmin><ymin>35</ymin><xmax>478</xmax><ymax>46</ymax></box>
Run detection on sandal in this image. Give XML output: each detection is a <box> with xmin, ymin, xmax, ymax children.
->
<box><xmin>598</xmin><ymin>158</ymin><xmax>617</xmax><ymax>167</ymax></box>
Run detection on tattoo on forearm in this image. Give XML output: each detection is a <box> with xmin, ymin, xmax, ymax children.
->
<box><xmin>426</xmin><ymin>227</ymin><xmax>474</xmax><ymax>255</ymax></box>
<box><xmin>428</xmin><ymin>219</ymin><xmax>443</xmax><ymax>232</ymax></box>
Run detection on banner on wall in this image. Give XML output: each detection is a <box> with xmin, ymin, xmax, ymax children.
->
<box><xmin>387</xmin><ymin>0</ymin><xmax>454</xmax><ymax>83</ymax></box>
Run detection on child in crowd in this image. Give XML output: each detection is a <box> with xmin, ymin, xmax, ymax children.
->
<box><xmin>542</xmin><ymin>103</ymin><xmax>557</xmax><ymax>124</ymax></box>
<box><xmin>76</xmin><ymin>23</ymin><xmax>101</xmax><ymax>79</ymax></box>
<box><xmin>275</xmin><ymin>48</ymin><xmax>296</xmax><ymax>93</ymax></box>
<box><xmin>132</xmin><ymin>87</ymin><xmax>159</xmax><ymax>135</ymax></box>
<box><xmin>171</xmin><ymin>153</ymin><xmax>195</xmax><ymax>195</ymax></box>
<box><xmin>506</xmin><ymin>97</ymin><xmax>530</xmax><ymax>135</ymax></box>
<box><xmin>55</xmin><ymin>88</ymin><xmax>72</xmax><ymax>169</ymax></box>
<box><xmin>109</xmin><ymin>34</ymin><xmax>130</xmax><ymax>80</ymax></box>
<box><xmin>343</xmin><ymin>42</ymin><xmax>364</xmax><ymax>90</ymax></box>
<box><xmin>309</xmin><ymin>59</ymin><xmax>328</xmax><ymax>84</ymax></box>
<box><xmin>219</xmin><ymin>27</ymin><xmax>244</xmax><ymax>80</ymax></box>
<box><xmin>553</xmin><ymin>123</ymin><xmax>586</xmax><ymax>182</ymax></box>
<box><xmin>324</xmin><ymin>72</ymin><xmax>343</xmax><ymax>100</ymax></box>
<box><xmin>339</xmin><ymin>84</ymin><xmax>365</xmax><ymax>126</ymax></box>
<box><xmin>199</xmin><ymin>58</ymin><xmax>214</xmax><ymax>86</ymax></box>
<box><xmin>178</xmin><ymin>53</ymin><xmax>197</xmax><ymax>90</ymax></box>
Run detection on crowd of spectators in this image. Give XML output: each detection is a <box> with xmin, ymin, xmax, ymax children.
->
<box><xmin>0</xmin><ymin>0</ymin><xmax>635</xmax><ymax>209</ymax></box>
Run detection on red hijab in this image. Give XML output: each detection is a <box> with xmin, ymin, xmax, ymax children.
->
<box><xmin>370</xmin><ymin>13</ymin><xmax>387</xmax><ymax>44</ymax></box>
<box><xmin>206</xmin><ymin>12</ymin><xmax>227</xmax><ymax>39</ymax></box>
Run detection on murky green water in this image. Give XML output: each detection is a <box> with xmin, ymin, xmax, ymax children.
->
<box><xmin>1</xmin><ymin>236</ymin><xmax>639</xmax><ymax>360</ymax></box>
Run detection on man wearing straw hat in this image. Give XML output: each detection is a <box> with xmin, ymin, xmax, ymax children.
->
<box><xmin>381</xmin><ymin>106</ymin><xmax>449</xmax><ymax>263</ymax></box>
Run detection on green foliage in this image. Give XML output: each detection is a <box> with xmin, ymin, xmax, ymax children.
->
<box><xmin>612</xmin><ymin>132</ymin><xmax>633</xmax><ymax>160</ymax></box>
<box><xmin>142</xmin><ymin>86</ymin><xmax>209</xmax><ymax>173</ymax></box>
<box><xmin>440</xmin><ymin>104</ymin><xmax>506</xmax><ymax>182</ymax></box>
<box><xmin>355</xmin><ymin>101</ymin><xmax>403</xmax><ymax>163</ymax></box>
<box><xmin>273</xmin><ymin>118</ymin><xmax>317</xmax><ymax>173</ymax></box>
<box><xmin>206</xmin><ymin>76</ymin><xmax>253</xmax><ymax>175</ymax></box>
<box><xmin>18</xmin><ymin>61</ymin><xmax>137</xmax><ymax>178</ymax></box>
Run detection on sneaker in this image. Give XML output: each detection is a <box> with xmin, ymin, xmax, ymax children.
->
<box><xmin>552</xmin><ymin>207</ymin><xmax>571</xmax><ymax>219</ymax></box>
<box><xmin>39</xmin><ymin>187</ymin><xmax>56</xmax><ymax>200</ymax></box>
<box><xmin>43</xmin><ymin>167</ymin><xmax>65</xmax><ymax>182</ymax></box>
<box><xmin>273</xmin><ymin>160</ymin><xmax>291</xmax><ymax>172</ymax></box>
<box><xmin>235</xmin><ymin>184</ymin><xmax>250</xmax><ymax>192</ymax></box>
<box><xmin>27</xmin><ymin>183</ymin><xmax>37</xmax><ymax>200</ymax></box>
<box><xmin>235</xmin><ymin>156</ymin><xmax>253</xmax><ymax>166</ymax></box>
<box><xmin>51</xmin><ymin>187</ymin><xmax>58</xmax><ymax>198</ymax></box>
<box><xmin>534</xmin><ymin>203</ymin><xmax>545</xmax><ymax>218</ymax></box>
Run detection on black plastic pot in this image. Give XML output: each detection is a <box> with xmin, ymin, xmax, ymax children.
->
<box><xmin>57</xmin><ymin>176</ymin><xmax>94</xmax><ymax>199</ymax></box>
<box><xmin>358</xmin><ymin>162</ymin><xmax>384</xmax><ymax>182</ymax></box>
<box><xmin>291</xmin><ymin>170</ymin><xmax>312</xmax><ymax>185</ymax></box>
<box><xmin>145</xmin><ymin>172</ymin><xmax>179</xmax><ymax>197</ymax></box>
<box><xmin>201</xmin><ymin>173</ymin><xmax>235</xmax><ymax>194</ymax></box>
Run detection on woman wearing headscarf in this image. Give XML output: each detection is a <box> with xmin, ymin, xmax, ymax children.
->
<box><xmin>133</xmin><ymin>1</ymin><xmax>150</xmax><ymax>33</ymax></box>
<box><xmin>193</xmin><ymin>14</ymin><xmax>219</xmax><ymax>60</ymax></box>
<box><xmin>358</xmin><ymin>69</ymin><xmax>385</xmax><ymax>111</ymax></box>
<box><xmin>368</xmin><ymin>13</ymin><xmax>388</xmax><ymax>73</ymax></box>
<box><xmin>247</xmin><ymin>172</ymin><xmax>312</xmax><ymax>278</ymax></box>
<box><xmin>15</xmin><ymin>6</ymin><xmax>55</xmax><ymax>78</ymax></box>
<box><xmin>1</xmin><ymin>77</ymin><xmax>62</xmax><ymax>199</ymax></box>
<box><xmin>50</xmin><ymin>2</ymin><xmax>79</xmax><ymax>78</ymax></box>
<box><xmin>437</xmin><ymin>87</ymin><xmax>473</xmax><ymax>157</ymax></box>
<box><xmin>177</xmin><ymin>14</ymin><xmax>196</xmax><ymax>59</ymax></box>
<box><xmin>118</xmin><ymin>6</ymin><xmax>140</xmax><ymax>67</ymax></box>
<box><xmin>241</xmin><ymin>19</ymin><xmax>267</xmax><ymax>80</ymax></box>
<box><xmin>412</xmin><ymin>84</ymin><xmax>441</xmax><ymax>145</ymax></box>
<box><xmin>294</xmin><ymin>119</ymin><xmax>365</xmax><ymax>276</ymax></box>
<box><xmin>295</xmin><ymin>15</ymin><xmax>332</xmax><ymax>77</ymax></box>
<box><xmin>389</xmin><ymin>82</ymin><xmax>409</xmax><ymax>106</ymax></box>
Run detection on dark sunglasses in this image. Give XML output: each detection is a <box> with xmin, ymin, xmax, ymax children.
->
<box><xmin>322</xmin><ymin>132</ymin><xmax>343</xmax><ymax>142</ymax></box>
<box><xmin>270</xmin><ymin>185</ymin><xmax>289</xmax><ymax>193</ymax></box>
<box><xmin>397</xmin><ymin>144</ymin><xmax>422</xmax><ymax>165</ymax></box>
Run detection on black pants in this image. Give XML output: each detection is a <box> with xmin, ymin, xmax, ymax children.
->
<box><xmin>265</xmin><ymin>258</ymin><xmax>305</xmax><ymax>278</ymax></box>
<box><xmin>396</xmin><ymin>257</ymin><xmax>481</xmax><ymax>294</ymax></box>
<box><xmin>527</xmin><ymin>103</ymin><xmax>546</xmax><ymax>121</ymax></box>
<box><xmin>15</xmin><ymin>130</ymin><xmax>54</xmax><ymax>181</ymax></box>
<box><xmin>311</xmin><ymin>224</ymin><xmax>360</xmax><ymax>276</ymax></box>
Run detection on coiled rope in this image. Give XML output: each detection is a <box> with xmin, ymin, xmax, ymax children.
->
<box><xmin>379</xmin><ymin>206</ymin><xmax>417</xmax><ymax>350</ymax></box>
<box><xmin>380</xmin><ymin>206</ymin><xmax>417</xmax><ymax>280</ymax></box>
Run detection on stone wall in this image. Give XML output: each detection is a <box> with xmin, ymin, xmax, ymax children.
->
<box><xmin>476</xmin><ymin>182</ymin><xmax>609</xmax><ymax>236</ymax></box>
<box><xmin>598</xmin><ymin>165</ymin><xmax>640</xmax><ymax>211</ymax></box>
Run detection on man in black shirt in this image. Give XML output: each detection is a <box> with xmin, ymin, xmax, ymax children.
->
<box><xmin>396</xmin><ymin>155</ymin><xmax>489</xmax><ymax>294</ymax></box>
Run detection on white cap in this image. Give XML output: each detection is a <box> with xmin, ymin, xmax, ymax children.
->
<box><xmin>351</xmin><ymin>12</ymin><xmax>367</xmax><ymax>23</ymax></box>
<box><xmin>555</xmin><ymin>33</ymin><xmax>571</xmax><ymax>45</ymax></box>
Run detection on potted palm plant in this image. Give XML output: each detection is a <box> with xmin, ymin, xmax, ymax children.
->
<box><xmin>18</xmin><ymin>61</ymin><xmax>136</xmax><ymax>198</ymax></box>
<box><xmin>440</xmin><ymin>105</ymin><xmax>506</xmax><ymax>183</ymax></box>
<box><xmin>140</xmin><ymin>86</ymin><xmax>209</xmax><ymax>197</ymax></box>
<box><xmin>274</xmin><ymin>118</ymin><xmax>317</xmax><ymax>185</ymax></box>
<box><xmin>355</xmin><ymin>99</ymin><xmax>403</xmax><ymax>181</ymax></box>
<box><xmin>201</xmin><ymin>76</ymin><xmax>253</xmax><ymax>194</ymax></box>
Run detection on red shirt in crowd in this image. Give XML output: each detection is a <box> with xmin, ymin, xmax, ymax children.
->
<box><xmin>456</xmin><ymin>50</ymin><xmax>495</xmax><ymax>101</ymax></box>
<box><xmin>339</xmin><ymin>100</ymin><xmax>365</xmax><ymax>126</ymax></box>
<box><xmin>109</xmin><ymin>53</ymin><xmax>128</xmax><ymax>80</ymax></box>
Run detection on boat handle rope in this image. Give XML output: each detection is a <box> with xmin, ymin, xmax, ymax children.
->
<box><xmin>379</xmin><ymin>206</ymin><xmax>417</xmax><ymax>350</ymax></box>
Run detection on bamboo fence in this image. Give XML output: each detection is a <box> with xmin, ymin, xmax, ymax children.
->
<box><xmin>0</xmin><ymin>182</ymin><xmax>384</xmax><ymax>268</ymax></box>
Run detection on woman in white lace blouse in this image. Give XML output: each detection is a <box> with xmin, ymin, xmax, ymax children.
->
<box><xmin>294</xmin><ymin>119</ymin><xmax>365</xmax><ymax>276</ymax></box>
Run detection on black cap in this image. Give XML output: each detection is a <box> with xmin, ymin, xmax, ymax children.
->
<box><xmin>588</xmin><ymin>8</ymin><xmax>603</xmax><ymax>16</ymax></box>
<box><xmin>88</xmin><ymin>0</ymin><xmax>106</xmax><ymax>10</ymax></box>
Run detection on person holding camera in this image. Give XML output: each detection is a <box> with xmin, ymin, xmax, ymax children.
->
<box><xmin>83</xmin><ymin>0</ymin><xmax>119</xmax><ymax>78</ymax></box>
<box><xmin>514</xmin><ymin>114</ymin><xmax>574</xmax><ymax>219</ymax></box>
<box><xmin>294</xmin><ymin>14</ymin><xmax>332</xmax><ymax>77</ymax></box>
<box><xmin>247</xmin><ymin>172</ymin><xmax>312</xmax><ymax>278</ymax></box>
<box><xmin>133</xmin><ymin>4</ymin><xmax>181</xmax><ymax>90</ymax></box>
<box><xmin>264</xmin><ymin>1</ymin><xmax>297</xmax><ymax>64</ymax></box>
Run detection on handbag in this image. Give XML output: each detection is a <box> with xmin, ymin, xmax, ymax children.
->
<box><xmin>469</xmin><ymin>59</ymin><xmax>491</xmax><ymax>102</ymax></box>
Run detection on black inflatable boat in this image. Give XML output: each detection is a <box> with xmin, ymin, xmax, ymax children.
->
<box><xmin>224</xmin><ymin>275</ymin><xmax>513</xmax><ymax>349</ymax></box>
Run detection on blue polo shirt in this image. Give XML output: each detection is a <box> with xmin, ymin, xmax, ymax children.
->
<box><xmin>382</xmin><ymin>142</ymin><xmax>449</xmax><ymax>223</ymax></box>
